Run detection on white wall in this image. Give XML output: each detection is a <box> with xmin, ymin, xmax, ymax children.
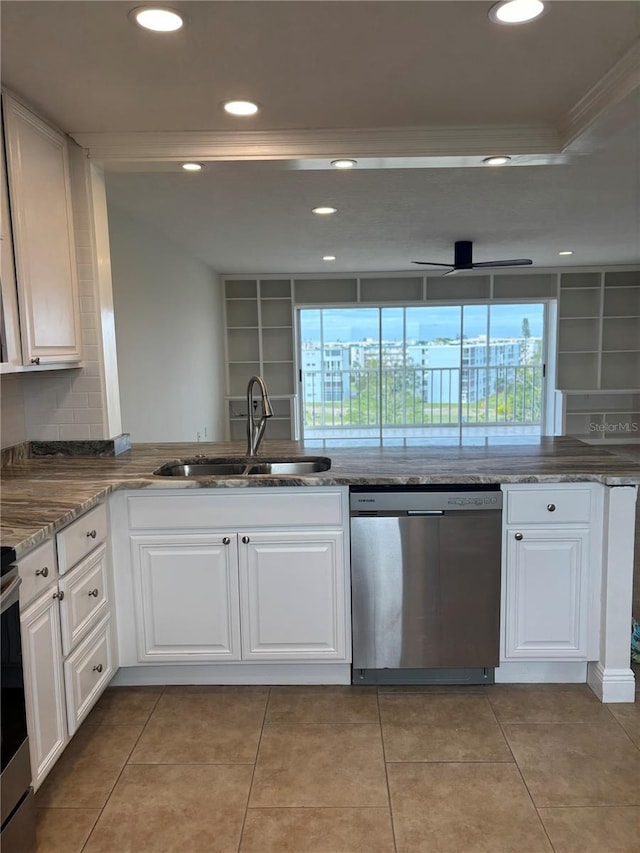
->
<box><xmin>108</xmin><ymin>204</ymin><xmax>225</xmax><ymax>443</ymax></box>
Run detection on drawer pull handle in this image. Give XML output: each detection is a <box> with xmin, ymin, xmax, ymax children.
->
<box><xmin>36</xmin><ymin>566</ymin><xmax>49</xmax><ymax>578</ymax></box>
<box><xmin>93</xmin><ymin>664</ymin><xmax>103</xmax><ymax>673</ymax></box>
<box><xmin>88</xmin><ymin>588</ymin><xmax>99</xmax><ymax>597</ymax></box>
<box><xmin>31</xmin><ymin>357</ymin><xmax>40</xmax><ymax>365</ymax></box>
<box><xmin>242</xmin><ymin>536</ymin><xmax>250</xmax><ymax>544</ymax></box>
<box><xmin>547</xmin><ymin>503</ymin><xmax>556</xmax><ymax>512</ymax></box>
<box><xmin>52</xmin><ymin>590</ymin><xmax>65</xmax><ymax>601</ymax></box>
<box><xmin>514</xmin><ymin>533</ymin><xmax>523</xmax><ymax>541</ymax></box>
<box><xmin>86</xmin><ymin>529</ymin><xmax>98</xmax><ymax>539</ymax></box>
<box><xmin>222</xmin><ymin>537</ymin><xmax>231</xmax><ymax>545</ymax></box>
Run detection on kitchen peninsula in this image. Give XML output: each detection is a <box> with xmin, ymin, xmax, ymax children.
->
<box><xmin>2</xmin><ymin>437</ymin><xmax>638</xmax><ymax>714</ymax></box>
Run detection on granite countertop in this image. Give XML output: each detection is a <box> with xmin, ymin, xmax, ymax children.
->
<box><xmin>2</xmin><ymin>437</ymin><xmax>640</xmax><ymax>558</ymax></box>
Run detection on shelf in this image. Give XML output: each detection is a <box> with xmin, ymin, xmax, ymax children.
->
<box><xmin>560</xmin><ymin>273</ymin><xmax>601</xmax><ymax>289</ymax></box>
<box><xmin>259</xmin><ymin>280</ymin><xmax>291</xmax><ymax>299</ymax></box>
<box><xmin>559</xmin><ymin>288</ymin><xmax>601</xmax><ymax>319</ymax></box>
<box><xmin>603</xmin><ymin>286</ymin><xmax>640</xmax><ymax>316</ymax></box>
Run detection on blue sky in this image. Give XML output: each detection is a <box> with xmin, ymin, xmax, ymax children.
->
<box><xmin>300</xmin><ymin>304</ymin><xmax>545</xmax><ymax>344</ymax></box>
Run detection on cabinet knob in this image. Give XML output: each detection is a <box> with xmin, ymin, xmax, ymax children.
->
<box><xmin>30</xmin><ymin>357</ymin><xmax>40</xmax><ymax>365</ymax></box>
<box><xmin>52</xmin><ymin>590</ymin><xmax>65</xmax><ymax>601</ymax></box>
<box><xmin>86</xmin><ymin>529</ymin><xmax>98</xmax><ymax>539</ymax></box>
<box><xmin>514</xmin><ymin>532</ymin><xmax>523</xmax><ymax>541</ymax></box>
<box><xmin>222</xmin><ymin>537</ymin><xmax>231</xmax><ymax>545</ymax></box>
<box><xmin>242</xmin><ymin>536</ymin><xmax>250</xmax><ymax>544</ymax></box>
<box><xmin>88</xmin><ymin>588</ymin><xmax>99</xmax><ymax>597</ymax></box>
<box><xmin>36</xmin><ymin>566</ymin><xmax>49</xmax><ymax>578</ymax></box>
<box><xmin>92</xmin><ymin>664</ymin><xmax>103</xmax><ymax>673</ymax></box>
<box><xmin>547</xmin><ymin>503</ymin><xmax>556</xmax><ymax>512</ymax></box>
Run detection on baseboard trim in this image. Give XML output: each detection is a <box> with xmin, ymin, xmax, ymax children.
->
<box><xmin>587</xmin><ymin>662</ymin><xmax>636</xmax><ymax>703</ymax></box>
<box><xmin>496</xmin><ymin>661</ymin><xmax>588</xmax><ymax>683</ymax></box>
<box><xmin>111</xmin><ymin>663</ymin><xmax>352</xmax><ymax>686</ymax></box>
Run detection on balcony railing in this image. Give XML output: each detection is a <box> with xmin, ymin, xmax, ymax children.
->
<box><xmin>302</xmin><ymin>365</ymin><xmax>543</xmax><ymax>437</ymax></box>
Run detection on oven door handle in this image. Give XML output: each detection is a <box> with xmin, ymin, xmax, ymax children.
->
<box><xmin>0</xmin><ymin>572</ymin><xmax>22</xmax><ymax>614</ymax></box>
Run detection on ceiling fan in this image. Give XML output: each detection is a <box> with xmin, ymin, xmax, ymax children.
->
<box><xmin>413</xmin><ymin>240</ymin><xmax>532</xmax><ymax>274</ymax></box>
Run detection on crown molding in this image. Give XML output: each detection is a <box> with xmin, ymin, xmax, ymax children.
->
<box><xmin>70</xmin><ymin>124</ymin><xmax>561</xmax><ymax>163</ymax></box>
<box><xmin>560</xmin><ymin>38</ymin><xmax>640</xmax><ymax>151</ymax></box>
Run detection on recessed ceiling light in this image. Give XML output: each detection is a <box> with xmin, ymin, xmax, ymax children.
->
<box><xmin>323</xmin><ymin>255</ymin><xmax>336</xmax><ymax>261</ymax></box>
<box><xmin>331</xmin><ymin>159</ymin><xmax>357</xmax><ymax>169</ymax></box>
<box><xmin>483</xmin><ymin>155</ymin><xmax>511</xmax><ymax>166</ymax></box>
<box><xmin>312</xmin><ymin>207</ymin><xmax>337</xmax><ymax>215</ymax></box>
<box><xmin>488</xmin><ymin>0</ymin><xmax>546</xmax><ymax>25</ymax></box>
<box><xmin>558</xmin><ymin>250</ymin><xmax>574</xmax><ymax>256</ymax></box>
<box><xmin>223</xmin><ymin>100</ymin><xmax>259</xmax><ymax>116</ymax></box>
<box><xmin>181</xmin><ymin>162</ymin><xmax>202</xmax><ymax>172</ymax></box>
<box><xmin>130</xmin><ymin>6</ymin><xmax>184</xmax><ymax>32</ymax></box>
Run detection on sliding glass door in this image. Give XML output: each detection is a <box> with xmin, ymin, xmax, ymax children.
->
<box><xmin>299</xmin><ymin>303</ymin><xmax>546</xmax><ymax>447</ymax></box>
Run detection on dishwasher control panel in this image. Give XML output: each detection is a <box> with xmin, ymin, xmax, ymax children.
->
<box><xmin>350</xmin><ymin>488</ymin><xmax>503</xmax><ymax>514</ymax></box>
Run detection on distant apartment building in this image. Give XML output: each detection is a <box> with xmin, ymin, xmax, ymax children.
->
<box><xmin>301</xmin><ymin>336</ymin><xmax>539</xmax><ymax>406</ymax></box>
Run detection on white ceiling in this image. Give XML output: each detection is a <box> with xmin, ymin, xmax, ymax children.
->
<box><xmin>2</xmin><ymin>1</ymin><xmax>640</xmax><ymax>274</ymax></box>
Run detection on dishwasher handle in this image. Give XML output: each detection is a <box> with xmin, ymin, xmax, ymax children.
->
<box><xmin>406</xmin><ymin>510</ymin><xmax>444</xmax><ymax>516</ymax></box>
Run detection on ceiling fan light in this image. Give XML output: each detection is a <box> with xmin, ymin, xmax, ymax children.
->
<box><xmin>483</xmin><ymin>155</ymin><xmax>511</xmax><ymax>166</ymax></box>
<box><xmin>488</xmin><ymin>0</ymin><xmax>546</xmax><ymax>25</ymax></box>
<box><xmin>130</xmin><ymin>7</ymin><xmax>184</xmax><ymax>32</ymax></box>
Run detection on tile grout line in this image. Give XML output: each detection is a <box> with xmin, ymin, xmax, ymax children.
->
<box><xmin>79</xmin><ymin>685</ymin><xmax>168</xmax><ymax>853</ymax></box>
<box><xmin>490</xmin><ymin>707</ymin><xmax>558</xmax><ymax>853</ymax></box>
<box><xmin>236</xmin><ymin>686</ymin><xmax>271</xmax><ymax>853</ymax></box>
<box><xmin>376</xmin><ymin>689</ymin><xmax>399</xmax><ymax>853</ymax></box>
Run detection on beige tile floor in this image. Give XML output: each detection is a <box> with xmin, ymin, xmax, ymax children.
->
<box><xmin>34</xmin><ymin>671</ymin><xmax>640</xmax><ymax>853</ymax></box>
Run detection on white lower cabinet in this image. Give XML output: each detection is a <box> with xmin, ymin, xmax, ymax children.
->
<box><xmin>20</xmin><ymin>590</ymin><xmax>68</xmax><ymax>787</ymax></box>
<box><xmin>240</xmin><ymin>531</ymin><xmax>346</xmax><ymax>659</ymax></box>
<box><xmin>501</xmin><ymin>484</ymin><xmax>600</xmax><ymax>664</ymax></box>
<box><xmin>18</xmin><ymin>502</ymin><xmax>116</xmax><ymax>789</ymax></box>
<box><xmin>119</xmin><ymin>489</ymin><xmax>350</xmax><ymax>668</ymax></box>
<box><xmin>504</xmin><ymin>527</ymin><xmax>590</xmax><ymax>658</ymax></box>
<box><xmin>131</xmin><ymin>534</ymin><xmax>241</xmax><ymax>661</ymax></box>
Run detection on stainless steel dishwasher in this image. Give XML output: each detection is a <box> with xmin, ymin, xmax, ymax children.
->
<box><xmin>350</xmin><ymin>485</ymin><xmax>502</xmax><ymax>685</ymax></box>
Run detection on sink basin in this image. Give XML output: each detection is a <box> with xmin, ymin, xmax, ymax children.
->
<box><xmin>153</xmin><ymin>456</ymin><xmax>331</xmax><ymax>477</ymax></box>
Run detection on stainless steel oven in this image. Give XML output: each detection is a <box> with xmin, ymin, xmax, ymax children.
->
<box><xmin>1</xmin><ymin>547</ymin><xmax>37</xmax><ymax>853</ymax></box>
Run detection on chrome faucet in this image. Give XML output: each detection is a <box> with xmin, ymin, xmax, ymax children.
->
<box><xmin>246</xmin><ymin>375</ymin><xmax>274</xmax><ymax>456</ymax></box>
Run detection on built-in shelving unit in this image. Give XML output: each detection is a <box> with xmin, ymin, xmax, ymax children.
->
<box><xmin>557</xmin><ymin>270</ymin><xmax>640</xmax><ymax>440</ymax></box>
<box><xmin>224</xmin><ymin>278</ymin><xmax>296</xmax><ymax>440</ymax></box>
<box><xmin>223</xmin><ymin>269</ymin><xmax>639</xmax><ymax>443</ymax></box>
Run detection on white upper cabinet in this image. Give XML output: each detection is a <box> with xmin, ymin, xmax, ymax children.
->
<box><xmin>2</xmin><ymin>94</ymin><xmax>81</xmax><ymax>365</ymax></box>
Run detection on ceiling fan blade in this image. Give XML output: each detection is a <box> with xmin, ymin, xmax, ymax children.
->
<box><xmin>471</xmin><ymin>259</ymin><xmax>532</xmax><ymax>268</ymax></box>
<box><xmin>412</xmin><ymin>261</ymin><xmax>454</xmax><ymax>267</ymax></box>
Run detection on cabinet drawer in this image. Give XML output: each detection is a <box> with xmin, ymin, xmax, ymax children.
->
<box><xmin>506</xmin><ymin>488</ymin><xmax>592</xmax><ymax>525</ymax></box>
<box><xmin>127</xmin><ymin>490</ymin><xmax>344</xmax><ymax>530</ymax></box>
<box><xmin>57</xmin><ymin>503</ymin><xmax>107</xmax><ymax>573</ymax></box>
<box><xmin>58</xmin><ymin>543</ymin><xmax>109</xmax><ymax>655</ymax></box>
<box><xmin>64</xmin><ymin>614</ymin><xmax>113</xmax><ymax>736</ymax></box>
<box><xmin>18</xmin><ymin>539</ymin><xmax>58</xmax><ymax>609</ymax></box>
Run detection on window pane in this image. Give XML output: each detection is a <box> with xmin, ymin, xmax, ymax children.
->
<box><xmin>298</xmin><ymin>301</ymin><xmax>545</xmax><ymax>447</ymax></box>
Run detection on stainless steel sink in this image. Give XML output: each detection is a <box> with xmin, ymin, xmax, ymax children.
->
<box><xmin>153</xmin><ymin>457</ymin><xmax>331</xmax><ymax>477</ymax></box>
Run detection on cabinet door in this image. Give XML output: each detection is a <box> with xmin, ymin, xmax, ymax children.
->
<box><xmin>20</xmin><ymin>591</ymin><xmax>68</xmax><ymax>790</ymax></box>
<box><xmin>239</xmin><ymin>530</ymin><xmax>347</xmax><ymax>660</ymax></box>
<box><xmin>131</xmin><ymin>534</ymin><xmax>241</xmax><ymax>662</ymax></box>
<box><xmin>504</xmin><ymin>528</ymin><xmax>590</xmax><ymax>659</ymax></box>
<box><xmin>3</xmin><ymin>95</ymin><xmax>80</xmax><ymax>364</ymax></box>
